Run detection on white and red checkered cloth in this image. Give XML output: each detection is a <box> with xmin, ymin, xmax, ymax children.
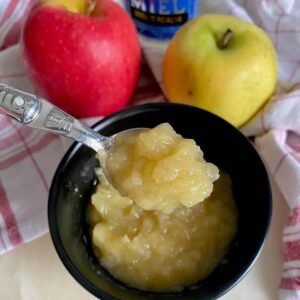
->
<box><xmin>0</xmin><ymin>1</ymin><xmax>300</xmax><ymax>299</ymax></box>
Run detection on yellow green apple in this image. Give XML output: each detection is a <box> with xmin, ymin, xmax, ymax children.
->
<box><xmin>163</xmin><ymin>14</ymin><xmax>278</xmax><ymax>127</ymax></box>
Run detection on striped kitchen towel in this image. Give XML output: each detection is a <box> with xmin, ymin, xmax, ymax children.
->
<box><xmin>0</xmin><ymin>0</ymin><xmax>164</xmax><ymax>252</ymax></box>
<box><xmin>0</xmin><ymin>1</ymin><xmax>300</xmax><ymax>300</ymax></box>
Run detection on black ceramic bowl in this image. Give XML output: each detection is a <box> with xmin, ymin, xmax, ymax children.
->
<box><xmin>48</xmin><ymin>103</ymin><xmax>272</xmax><ymax>300</ymax></box>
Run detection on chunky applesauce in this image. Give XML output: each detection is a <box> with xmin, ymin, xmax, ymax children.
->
<box><xmin>88</xmin><ymin>123</ymin><xmax>238</xmax><ymax>292</ymax></box>
<box><xmin>106</xmin><ymin>123</ymin><xmax>219</xmax><ymax>214</ymax></box>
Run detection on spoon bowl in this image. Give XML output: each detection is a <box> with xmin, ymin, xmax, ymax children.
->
<box><xmin>97</xmin><ymin>127</ymin><xmax>146</xmax><ymax>187</ymax></box>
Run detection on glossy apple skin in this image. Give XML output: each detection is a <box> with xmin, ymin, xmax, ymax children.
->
<box><xmin>22</xmin><ymin>0</ymin><xmax>141</xmax><ymax>117</ymax></box>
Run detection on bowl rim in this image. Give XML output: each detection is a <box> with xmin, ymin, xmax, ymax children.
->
<box><xmin>48</xmin><ymin>102</ymin><xmax>272</xmax><ymax>300</ymax></box>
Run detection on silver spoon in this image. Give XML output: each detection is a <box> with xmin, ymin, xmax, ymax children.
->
<box><xmin>0</xmin><ymin>83</ymin><xmax>144</xmax><ymax>187</ymax></box>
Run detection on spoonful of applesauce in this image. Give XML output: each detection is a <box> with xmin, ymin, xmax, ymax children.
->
<box><xmin>0</xmin><ymin>83</ymin><xmax>220</xmax><ymax>213</ymax></box>
<box><xmin>0</xmin><ymin>83</ymin><xmax>144</xmax><ymax>184</ymax></box>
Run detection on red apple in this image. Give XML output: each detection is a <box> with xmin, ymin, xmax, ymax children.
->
<box><xmin>21</xmin><ymin>0</ymin><xmax>141</xmax><ymax>117</ymax></box>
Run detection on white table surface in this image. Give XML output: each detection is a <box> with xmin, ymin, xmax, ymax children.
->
<box><xmin>0</xmin><ymin>179</ymin><xmax>289</xmax><ymax>300</ymax></box>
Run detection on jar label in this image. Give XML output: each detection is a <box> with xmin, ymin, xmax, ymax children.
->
<box><xmin>125</xmin><ymin>0</ymin><xmax>201</xmax><ymax>40</ymax></box>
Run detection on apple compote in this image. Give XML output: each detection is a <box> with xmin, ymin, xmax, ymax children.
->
<box><xmin>88</xmin><ymin>123</ymin><xmax>238</xmax><ymax>292</ymax></box>
<box><xmin>89</xmin><ymin>169</ymin><xmax>237</xmax><ymax>292</ymax></box>
<box><xmin>106</xmin><ymin>123</ymin><xmax>219</xmax><ymax>214</ymax></box>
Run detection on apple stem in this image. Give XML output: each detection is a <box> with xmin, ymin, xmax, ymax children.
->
<box><xmin>86</xmin><ymin>0</ymin><xmax>96</xmax><ymax>15</ymax></box>
<box><xmin>219</xmin><ymin>29</ymin><xmax>233</xmax><ymax>49</ymax></box>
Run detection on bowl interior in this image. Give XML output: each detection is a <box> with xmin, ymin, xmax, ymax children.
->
<box><xmin>48</xmin><ymin>103</ymin><xmax>272</xmax><ymax>300</ymax></box>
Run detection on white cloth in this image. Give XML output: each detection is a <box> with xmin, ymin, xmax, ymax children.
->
<box><xmin>1</xmin><ymin>1</ymin><xmax>300</xmax><ymax>299</ymax></box>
